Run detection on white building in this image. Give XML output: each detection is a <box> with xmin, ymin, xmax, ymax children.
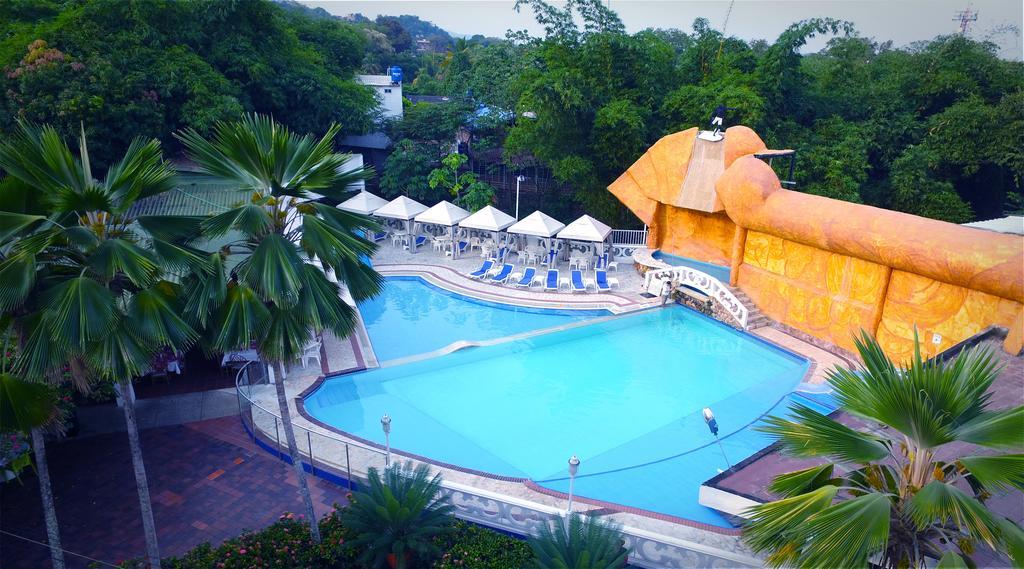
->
<box><xmin>356</xmin><ymin>74</ymin><xmax>403</xmax><ymax>119</ymax></box>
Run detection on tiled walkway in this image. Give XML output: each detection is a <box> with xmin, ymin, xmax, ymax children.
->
<box><xmin>0</xmin><ymin>417</ymin><xmax>348</xmax><ymax>569</ymax></box>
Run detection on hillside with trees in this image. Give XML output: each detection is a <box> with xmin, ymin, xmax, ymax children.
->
<box><xmin>2</xmin><ymin>0</ymin><xmax>1021</xmax><ymax>224</ymax></box>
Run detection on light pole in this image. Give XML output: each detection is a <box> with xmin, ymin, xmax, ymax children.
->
<box><xmin>703</xmin><ymin>407</ymin><xmax>731</xmax><ymax>470</ymax></box>
<box><xmin>515</xmin><ymin>175</ymin><xmax>527</xmax><ymax>220</ymax></box>
<box><xmin>381</xmin><ymin>414</ymin><xmax>392</xmax><ymax>467</ymax></box>
<box><xmin>566</xmin><ymin>455</ymin><xmax>580</xmax><ymax>514</ymax></box>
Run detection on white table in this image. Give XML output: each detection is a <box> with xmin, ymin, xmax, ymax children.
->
<box><xmin>558</xmin><ymin>277</ymin><xmax>571</xmax><ymax>292</ymax></box>
<box><xmin>221</xmin><ymin>349</ymin><xmax>259</xmax><ymax>367</ymax></box>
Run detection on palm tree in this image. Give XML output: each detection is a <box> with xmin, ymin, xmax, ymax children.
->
<box><xmin>744</xmin><ymin>331</ymin><xmax>1024</xmax><ymax>568</ymax></box>
<box><xmin>0</xmin><ymin>123</ymin><xmax>202</xmax><ymax>568</ymax></box>
<box><xmin>176</xmin><ymin>114</ymin><xmax>382</xmax><ymax>542</ymax></box>
<box><xmin>341</xmin><ymin>462</ymin><xmax>455</xmax><ymax>568</ymax></box>
<box><xmin>528</xmin><ymin>512</ymin><xmax>630</xmax><ymax>568</ymax></box>
<box><xmin>0</xmin><ymin>342</ymin><xmax>63</xmax><ymax>569</ymax></box>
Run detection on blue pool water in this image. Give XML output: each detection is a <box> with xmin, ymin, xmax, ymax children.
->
<box><xmin>306</xmin><ymin>305</ymin><xmax>809</xmax><ymax>526</ymax></box>
<box><xmin>652</xmin><ymin>251</ymin><xmax>731</xmax><ymax>282</ymax></box>
<box><xmin>359</xmin><ymin>276</ymin><xmax>608</xmax><ymax>362</ymax></box>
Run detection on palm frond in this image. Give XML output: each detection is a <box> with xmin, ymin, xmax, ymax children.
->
<box><xmin>0</xmin><ymin>211</ymin><xmax>46</xmax><ymax>242</ymax></box>
<box><xmin>211</xmin><ymin>283</ymin><xmax>269</xmax><ymax>353</ymax></box>
<box><xmin>201</xmin><ymin>204</ymin><xmax>273</xmax><ymax>239</ymax></box>
<box><xmin>958</xmin><ymin>455</ymin><xmax>1024</xmax><ymax>493</ymax></box>
<box><xmin>103</xmin><ymin>137</ymin><xmax>177</xmax><ymax>208</ymax></box>
<box><xmin>798</xmin><ymin>492</ymin><xmax>891</xmax><ymax>568</ymax></box>
<box><xmin>88</xmin><ymin>238</ymin><xmax>159</xmax><ymax>287</ymax></box>
<box><xmin>88</xmin><ymin>321</ymin><xmax>153</xmax><ymax>382</ymax></box>
<box><xmin>757</xmin><ymin>403</ymin><xmax>889</xmax><ymax>463</ymax></box>
<box><xmin>43</xmin><ymin>277</ymin><xmax>117</xmax><ymax>348</ymax></box>
<box><xmin>909</xmin><ymin>482</ymin><xmax>1000</xmax><ymax>547</ymax></box>
<box><xmin>127</xmin><ymin>286</ymin><xmax>198</xmax><ymax>353</ymax></box>
<box><xmin>0</xmin><ymin>254</ymin><xmax>36</xmax><ymax>312</ymax></box>
<box><xmin>235</xmin><ymin>233</ymin><xmax>304</xmax><ymax>305</ymax></box>
<box><xmin>767</xmin><ymin>464</ymin><xmax>837</xmax><ymax>497</ymax></box>
<box><xmin>935</xmin><ymin>551</ymin><xmax>969</xmax><ymax>568</ymax></box>
<box><xmin>0</xmin><ymin>373</ymin><xmax>56</xmax><ymax>432</ymax></box>
<box><xmin>743</xmin><ymin>485</ymin><xmax>839</xmax><ymax>565</ymax></box>
<box><xmin>954</xmin><ymin>407</ymin><xmax>1024</xmax><ymax>449</ymax></box>
<box><xmin>295</xmin><ymin>264</ymin><xmax>357</xmax><ymax>338</ymax></box>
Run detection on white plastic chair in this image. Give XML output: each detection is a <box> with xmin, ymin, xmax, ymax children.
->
<box><xmin>300</xmin><ymin>338</ymin><xmax>322</xmax><ymax>369</ymax></box>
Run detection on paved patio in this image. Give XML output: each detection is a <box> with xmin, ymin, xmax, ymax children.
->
<box><xmin>0</xmin><ymin>417</ymin><xmax>348</xmax><ymax>569</ymax></box>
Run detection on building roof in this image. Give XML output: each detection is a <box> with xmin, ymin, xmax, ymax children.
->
<box><xmin>415</xmin><ymin>200</ymin><xmax>470</xmax><ymax>226</ymax></box>
<box><xmin>340</xmin><ymin>132</ymin><xmax>392</xmax><ymax>150</ymax></box>
<box><xmin>356</xmin><ymin>74</ymin><xmax>397</xmax><ymax>87</ymax></box>
<box><xmin>962</xmin><ymin>216</ymin><xmax>1024</xmax><ymax>235</ymax></box>
<box><xmin>556</xmin><ymin>214</ymin><xmax>612</xmax><ymax>242</ymax></box>
<box><xmin>459</xmin><ymin>205</ymin><xmax>516</xmax><ymax>231</ymax></box>
<box><xmin>337</xmin><ymin>190</ymin><xmax>389</xmax><ymax>215</ymax></box>
<box><xmin>506</xmin><ymin>210</ymin><xmax>565</xmax><ymax>237</ymax></box>
<box><xmin>128</xmin><ymin>183</ymin><xmax>247</xmax><ymax>217</ymax></box>
<box><xmin>373</xmin><ymin>195</ymin><xmax>428</xmax><ymax>220</ymax></box>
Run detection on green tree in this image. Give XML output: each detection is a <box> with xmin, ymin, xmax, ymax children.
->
<box><xmin>427</xmin><ymin>152</ymin><xmax>496</xmax><ymax>211</ymax></box>
<box><xmin>0</xmin><ymin>123</ymin><xmax>203</xmax><ymax>568</ymax></box>
<box><xmin>0</xmin><ymin>338</ymin><xmax>63</xmax><ymax>569</ymax></box>
<box><xmin>177</xmin><ymin>114</ymin><xmax>383</xmax><ymax>544</ymax></box>
<box><xmin>380</xmin><ymin>140</ymin><xmax>445</xmax><ymax>202</ymax></box>
<box><xmin>744</xmin><ymin>332</ymin><xmax>1024</xmax><ymax>568</ymax></box>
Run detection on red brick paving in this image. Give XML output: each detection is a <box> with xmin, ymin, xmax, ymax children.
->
<box><xmin>0</xmin><ymin>417</ymin><xmax>348</xmax><ymax>569</ymax></box>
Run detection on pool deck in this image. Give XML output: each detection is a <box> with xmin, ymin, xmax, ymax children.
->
<box><xmin>230</xmin><ymin>245</ymin><xmax>875</xmax><ymax>566</ymax></box>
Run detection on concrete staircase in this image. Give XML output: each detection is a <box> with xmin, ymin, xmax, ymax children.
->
<box><xmin>728</xmin><ymin>285</ymin><xmax>772</xmax><ymax>330</ymax></box>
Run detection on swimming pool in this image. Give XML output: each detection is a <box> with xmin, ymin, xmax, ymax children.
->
<box><xmin>359</xmin><ymin>276</ymin><xmax>609</xmax><ymax>362</ymax></box>
<box><xmin>652</xmin><ymin>251</ymin><xmax>731</xmax><ymax>282</ymax></box>
<box><xmin>306</xmin><ymin>305</ymin><xmax>809</xmax><ymax>526</ymax></box>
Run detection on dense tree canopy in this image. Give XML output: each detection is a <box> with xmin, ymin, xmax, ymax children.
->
<box><xmin>402</xmin><ymin>0</ymin><xmax>1023</xmax><ymax>225</ymax></box>
<box><xmin>0</xmin><ymin>0</ymin><xmax>377</xmax><ymax>169</ymax></box>
<box><xmin>2</xmin><ymin>0</ymin><xmax>1021</xmax><ymax>225</ymax></box>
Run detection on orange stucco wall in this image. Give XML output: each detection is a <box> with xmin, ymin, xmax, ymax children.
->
<box><xmin>609</xmin><ymin>127</ymin><xmax>1024</xmax><ymax>359</ymax></box>
<box><xmin>655</xmin><ymin>207</ymin><xmax>735</xmax><ymax>266</ymax></box>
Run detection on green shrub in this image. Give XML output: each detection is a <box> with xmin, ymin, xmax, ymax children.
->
<box><xmin>433</xmin><ymin>521</ymin><xmax>535</xmax><ymax>569</ymax></box>
<box><xmin>528</xmin><ymin>513</ymin><xmax>629</xmax><ymax>569</ymax></box>
<box><xmin>342</xmin><ymin>462</ymin><xmax>455</xmax><ymax>568</ymax></box>
<box><xmin>157</xmin><ymin>509</ymin><xmax>358</xmax><ymax>569</ymax></box>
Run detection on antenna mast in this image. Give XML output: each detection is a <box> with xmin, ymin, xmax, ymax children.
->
<box><xmin>953</xmin><ymin>5</ymin><xmax>978</xmax><ymax>34</ymax></box>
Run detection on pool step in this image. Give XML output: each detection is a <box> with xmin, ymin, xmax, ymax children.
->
<box><xmin>727</xmin><ymin>286</ymin><xmax>772</xmax><ymax>330</ymax></box>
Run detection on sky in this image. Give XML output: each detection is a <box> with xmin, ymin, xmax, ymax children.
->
<box><xmin>299</xmin><ymin>0</ymin><xmax>1023</xmax><ymax>60</ymax></box>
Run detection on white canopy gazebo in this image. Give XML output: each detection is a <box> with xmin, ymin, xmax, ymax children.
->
<box><xmin>337</xmin><ymin>190</ymin><xmax>388</xmax><ymax>215</ymax></box>
<box><xmin>506</xmin><ymin>210</ymin><xmax>564</xmax><ymax>259</ymax></box>
<box><xmin>556</xmin><ymin>214</ymin><xmax>613</xmax><ymax>263</ymax></box>
<box><xmin>374</xmin><ymin>196</ymin><xmax>428</xmax><ymax>251</ymax></box>
<box><xmin>459</xmin><ymin>205</ymin><xmax>517</xmax><ymax>257</ymax></box>
<box><xmin>414</xmin><ymin>201</ymin><xmax>470</xmax><ymax>257</ymax></box>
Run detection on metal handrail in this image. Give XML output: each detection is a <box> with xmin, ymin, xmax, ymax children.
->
<box><xmin>611</xmin><ymin>228</ymin><xmax>649</xmax><ymax>246</ymax></box>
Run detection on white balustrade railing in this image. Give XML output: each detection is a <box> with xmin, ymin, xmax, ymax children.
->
<box><xmin>611</xmin><ymin>228</ymin><xmax>649</xmax><ymax>246</ymax></box>
<box><xmin>235</xmin><ymin>362</ymin><xmax>759</xmax><ymax>568</ymax></box>
<box><xmin>644</xmin><ymin>266</ymin><xmax>749</xmax><ymax>329</ymax></box>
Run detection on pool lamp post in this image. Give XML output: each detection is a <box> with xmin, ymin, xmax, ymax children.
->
<box><xmin>566</xmin><ymin>455</ymin><xmax>580</xmax><ymax>514</ymax></box>
<box><xmin>702</xmin><ymin>407</ymin><xmax>732</xmax><ymax>470</ymax></box>
<box><xmin>381</xmin><ymin>414</ymin><xmax>392</xmax><ymax>467</ymax></box>
<box><xmin>515</xmin><ymin>175</ymin><xmax>527</xmax><ymax>219</ymax></box>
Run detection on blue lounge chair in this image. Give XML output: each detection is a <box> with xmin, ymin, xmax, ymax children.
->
<box><xmin>455</xmin><ymin>241</ymin><xmax>468</xmax><ymax>254</ymax></box>
<box><xmin>371</xmin><ymin>231</ymin><xmax>388</xmax><ymax>242</ymax></box>
<box><xmin>595</xmin><ymin>253</ymin><xmax>608</xmax><ymax>270</ymax></box>
<box><xmin>514</xmin><ymin>267</ymin><xmax>537</xmax><ymax>288</ymax></box>
<box><xmin>543</xmin><ymin>269</ymin><xmax>559</xmax><ymax>291</ymax></box>
<box><xmin>541</xmin><ymin>250</ymin><xmax>556</xmax><ymax>266</ymax></box>
<box><xmin>412</xmin><ymin>235</ymin><xmax>427</xmax><ymax>249</ymax></box>
<box><xmin>570</xmin><ymin>269</ymin><xmax>586</xmax><ymax>292</ymax></box>
<box><xmin>595</xmin><ymin>270</ymin><xmax>611</xmax><ymax>292</ymax></box>
<box><xmin>489</xmin><ymin>263</ymin><xmax>514</xmax><ymax>284</ymax></box>
<box><xmin>468</xmin><ymin>259</ymin><xmax>494</xmax><ymax>279</ymax></box>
